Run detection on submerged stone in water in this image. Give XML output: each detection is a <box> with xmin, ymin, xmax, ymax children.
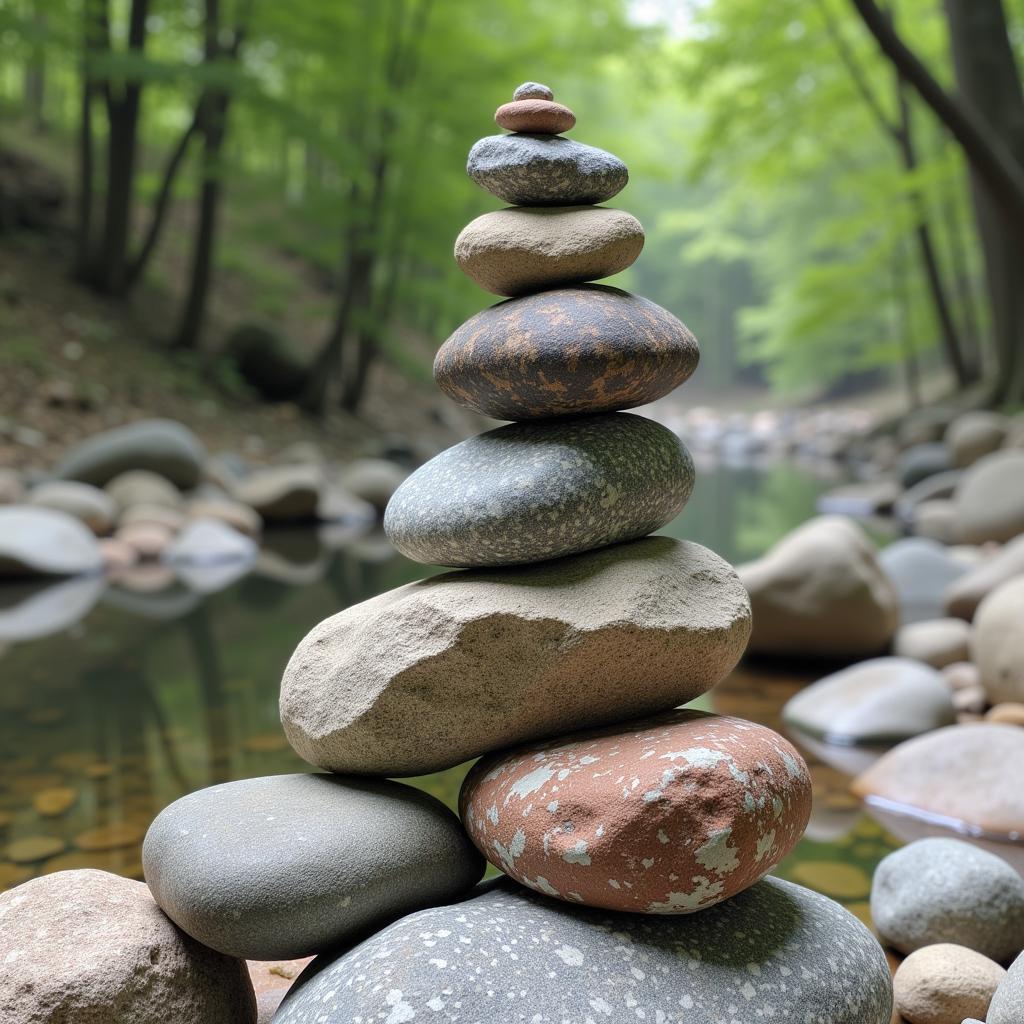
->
<box><xmin>275</xmin><ymin>876</ymin><xmax>893</xmax><ymax>1024</ymax></box>
<box><xmin>467</xmin><ymin>133</ymin><xmax>627</xmax><ymax>205</ymax></box>
<box><xmin>143</xmin><ymin>773</ymin><xmax>484</xmax><ymax>960</ymax></box>
<box><xmin>280</xmin><ymin>536</ymin><xmax>751</xmax><ymax>775</ymax></box>
<box><xmin>460</xmin><ymin>709</ymin><xmax>811</xmax><ymax>914</ymax></box>
<box><xmin>384</xmin><ymin>413</ymin><xmax>694</xmax><ymax>567</ymax></box>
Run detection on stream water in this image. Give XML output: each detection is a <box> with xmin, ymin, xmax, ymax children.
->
<box><xmin>0</xmin><ymin>459</ymin><xmax>901</xmax><ymax>926</ymax></box>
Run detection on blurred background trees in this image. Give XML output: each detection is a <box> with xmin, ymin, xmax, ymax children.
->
<box><xmin>0</xmin><ymin>0</ymin><xmax>1021</xmax><ymax>417</ymax></box>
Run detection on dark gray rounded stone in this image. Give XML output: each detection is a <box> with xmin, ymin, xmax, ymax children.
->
<box><xmin>989</xmin><ymin>952</ymin><xmax>1024</xmax><ymax>1023</ymax></box>
<box><xmin>54</xmin><ymin>418</ymin><xmax>207</xmax><ymax>488</ymax></box>
<box><xmin>275</xmin><ymin>876</ymin><xmax>893</xmax><ymax>1024</ymax></box>
<box><xmin>383</xmin><ymin>413</ymin><xmax>694</xmax><ymax>567</ymax></box>
<box><xmin>870</xmin><ymin>838</ymin><xmax>1024</xmax><ymax>963</ymax></box>
<box><xmin>142</xmin><ymin>773</ymin><xmax>484</xmax><ymax>960</ymax></box>
<box><xmin>467</xmin><ymin>134</ymin><xmax>628</xmax><ymax>206</ymax></box>
<box><xmin>897</xmin><ymin>442</ymin><xmax>953</xmax><ymax>489</ymax></box>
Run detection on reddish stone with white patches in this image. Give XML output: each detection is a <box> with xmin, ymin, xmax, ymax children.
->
<box><xmin>459</xmin><ymin>709</ymin><xmax>811</xmax><ymax>914</ymax></box>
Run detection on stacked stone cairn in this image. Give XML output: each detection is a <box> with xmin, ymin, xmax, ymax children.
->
<box><xmin>0</xmin><ymin>83</ymin><xmax>894</xmax><ymax>1024</ymax></box>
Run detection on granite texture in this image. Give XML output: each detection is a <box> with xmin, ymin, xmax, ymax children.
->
<box><xmin>495</xmin><ymin>98</ymin><xmax>575</xmax><ymax>134</ymax></box>
<box><xmin>435</xmin><ymin>286</ymin><xmax>698</xmax><ymax>421</ymax></box>
<box><xmin>782</xmin><ymin>657</ymin><xmax>956</xmax><ymax>745</ymax></box>
<box><xmin>454</xmin><ymin>211</ymin><xmax>644</xmax><ymax>296</ymax></box>
<box><xmin>275</xmin><ymin>876</ymin><xmax>893</xmax><ymax>1024</ymax></box>
<box><xmin>988</xmin><ymin>952</ymin><xmax>1024</xmax><ymax>1023</ymax></box>
<box><xmin>513</xmin><ymin>81</ymin><xmax>553</xmax><ymax>100</ymax></box>
<box><xmin>460</xmin><ymin>710</ymin><xmax>811</xmax><ymax>914</ymax></box>
<box><xmin>467</xmin><ymin>133</ymin><xmax>627</xmax><ymax>206</ymax></box>
<box><xmin>0</xmin><ymin>869</ymin><xmax>255</xmax><ymax>1024</ymax></box>
<box><xmin>280</xmin><ymin>536</ymin><xmax>752</xmax><ymax>775</ymax></box>
<box><xmin>384</xmin><ymin>413</ymin><xmax>694</xmax><ymax>567</ymax></box>
<box><xmin>870</xmin><ymin>838</ymin><xmax>1024</xmax><ymax>963</ymax></box>
<box><xmin>142</xmin><ymin>773</ymin><xmax>484</xmax><ymax>960</ymax></box>
<box><xmin>53</xmin><ymin>418</ymin><xmax>206</xmax><ymax>488</ymax></box>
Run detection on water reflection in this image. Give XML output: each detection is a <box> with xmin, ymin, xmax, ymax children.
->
<box><xmin>0</xmin><ymin>461</ymin><xmax>913</xmax><ymax>911</ymax></box>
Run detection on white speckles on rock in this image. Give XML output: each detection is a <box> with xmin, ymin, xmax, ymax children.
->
<box><xmin>273</xmin><ymin>878</ymin><xmax>893</xmax><ymax>1024</ymax></box>
<box><xmin>459</xmin><ymin>710</ymin><xmax>811</xmax><ymax>915</ymax></box>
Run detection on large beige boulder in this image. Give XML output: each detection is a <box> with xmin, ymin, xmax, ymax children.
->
<box><xmin>0</xmin><ymin>869</ymin><xmax>255</xmax><ymax>1023</ymax></box>
<box><xmin>893</xmin><ymin>944</ymin><xmax>1004</xmax><ymax>1024</ymax></box>
<box><xmin>971</xmin><ymin>577</ymin><xmax>1024</xmax><ymax>704</ymax></box>
<box><xmin>953</xmin><ymin>450</ymin><xmax>1024</xmax><ymax>543</ymax></box>
<box><xmin>737</xmin><ymin>516</ymin><xmax>898</xmax><ymax>658</ymax></box>
<box><xmin>280</xmin><ymin>536</ymin><xmax>751</xmax><ymax>776</ymax></box>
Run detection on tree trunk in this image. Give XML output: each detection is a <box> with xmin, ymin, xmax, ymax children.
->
<box><xmin>943</xmin><ymin>0</ymin><xmax>1024</xmax><ymax>403</ymax></box>
<box><xmin>23</xmin><ymin>5</ymin><xmax>46</xmax><ymax>131</ymax></box>
<box><xmin>894</xmin><ymin>78</ymin><xmax>973</xmax><ymax>386</ymax></box>
<box><xmin>171</xmin><ymin>94</ymin><xmax>230</xmax><ymax>351</ymax></box>
<box><xmin>94</xmin><ymin>0</ymin><xmax>149</xmax><ymax>295</ymax></box>
<box><xmin>75</xmin><ymin>0</ymin><xmax>105</xmax><ymax>279</ymax></box>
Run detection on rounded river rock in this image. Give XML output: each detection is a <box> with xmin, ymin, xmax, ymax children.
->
<box><xmin>274</xmin><ymin>876</ymin><xmax>893</xmax><ymax>1024</ymax></box>
<box><xmin>384</xmin><ymin>412</ymin><xmax>694</xmax><ymax>567</ymax></box>
<box><xmin>142</xmin><ymin>773</ymin><xmax>484</xmax><ymax>960</ymax></box>
<box><xmin>460</xmin><ymin>709</ymin><xmax>811</xmax><ymax>914</ymax></box>
<box><xmin>280</xmin><ymin>536</ymin><xmax>752</xmax><ymax>776</ymax></box>
<box><xmin>435</xmin><ymin>286</ymin><xmax>697</xmax><ymax>420</ymax></box>
<box><xmin>467</xmin><ymin>133</ymin><xmax>628</xmax><ymax>206</ymax></box>
<box><xmin>453</xmin><ymin>211</ymin><xmax>644</xmax><ymax>296</ymax></box>
<box><xmin>0</xmin><ymin>868</ymin><xmax>256</xmax><ymax>1023</ymax></box>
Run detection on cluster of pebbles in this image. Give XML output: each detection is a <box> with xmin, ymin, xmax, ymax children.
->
<box><xmin>0</xmin><ymin>84</ymin><xmax>897</xmax><ymax>1023</ymax></box>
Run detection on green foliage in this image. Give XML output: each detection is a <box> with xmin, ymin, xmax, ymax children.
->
<box><xmin>0</xmin><ymin>0</ymin><xmax>1014</xmax><ymax>400</ymax></box>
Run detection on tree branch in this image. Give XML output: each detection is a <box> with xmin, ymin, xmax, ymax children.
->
<box><xmin>815</xmin><ymin>0</ymin><xmax>899</xmax><ymax>140</ymax></box>
<box><xmin>849</xmin><ymin>0</ymin><xmax>1024</xmax><ymax>228</ymax></box>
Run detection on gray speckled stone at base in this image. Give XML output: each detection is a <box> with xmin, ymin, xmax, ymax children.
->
<box><xmin>871</xmin><ymin>838</ymin><xmax>1024</xmax><ymax>963</ymax></box>
<box><xmin>53</xmin><ymin>418</ymin><xmax>206</xmax><ymax>488</ymax></box>
<box><xmin>384</xmin><ymin>413</ymin><xmax>693</xmax><ymax>567</ymax></box>
<box><xmin>280</xmin><ymin>536</ymin><xmax>751</xmax><ymax>776</ymax></box>
<box><xmin>989</xmin><ymin>951</ymin><xmax>1024</xmax><ymax>1023</ymax></box>
<box><xmin>274</xmin><ymin>876</ymin><xmax>893</xmax><ymax>1024</ymax></box>
<box><xmin>143</xmin><ymin>773</ymin><xmax>484</xmax><ymax>960</ymax></box>
<box><xmin>468</xmin><ymin>133</ymin><xmax>627</xmax><ymax>206</ymax></box>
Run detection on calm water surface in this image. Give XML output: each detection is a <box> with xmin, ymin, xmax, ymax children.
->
<box><xmin>0</xmin><ymin>460</ymin><xmax>899</xmax><ymax>922</ymax></box>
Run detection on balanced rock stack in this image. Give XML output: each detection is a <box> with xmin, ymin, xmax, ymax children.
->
<box><xmin>1</xmin><ymin>83</ymin><xmax>891</xmax><ymax>1024</ymax></box>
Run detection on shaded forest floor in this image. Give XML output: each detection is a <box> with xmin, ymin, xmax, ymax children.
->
<box><xmin>0</xmin><ymin>125</ymin><xmax>481</xmax><ymax>474</ymax></box>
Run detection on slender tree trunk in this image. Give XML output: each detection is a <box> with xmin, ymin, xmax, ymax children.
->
<box><xmin>894</xmin><ymin>78</ymin><xmax>972</xmax><ymax>385</ymax></box>
<box><xmin>94</xmin><ymin>0</ymin><xmax>149</xmax><ymax>295</ymax></box>
<box><xmin>943</xmin><ymin>0</ymin><xmax>1024</xmax><ymax>404</ymax></box>
<box><xmin>172</xmin><ymin>94</ymin><xmax>230</xmax><ymax>350</ymax></box>
<box><xmin>75</xmin><ymin>0</ymin><xmax>106</xmax><ymax>279</ymax></box>
<box><xmin>23</xmin><ymin>5</ymin><xmax>46</xmax><ymax>131</ymax></box>
<box><xmin>943</xmin><ymin>191</ymin><xmax>984</xmax><ymax>378</ymax></box>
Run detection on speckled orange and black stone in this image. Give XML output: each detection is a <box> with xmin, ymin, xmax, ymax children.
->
<box><xmin>434</xmin><ymin>284</ymin><xmax>699</xmax><ymax>420</ymax></box>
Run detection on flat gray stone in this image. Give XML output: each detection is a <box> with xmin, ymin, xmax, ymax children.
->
<box><xmin>143</xmin><ymin>774</ymin><xmax>484</xmax><ymax>960</ymax></box>
<box><xmin>0</xmin><ymin>506</ymin><xmax>104</xmax><ymax>577</ymax></box>
<box><xmin>954</xmin><ymin>449</ymin><xmax>1024</xmax><ymax>543</ymax></box>
<box><xmin>870</xmin><ymin>838</ymin><xmax>1024</xmax><ymax>963</ymax></box>
<box><xmin>53</xmin><ymin>418</ymin><xmax>206</xmax><ymax>488</ymax></box>
<box><xmin>467</xmin><ymin>133</ymin><xmax>627</xmax><ymax>206</ymax></box>
<box><xmin>384</xmin><ymin>413</ymin><xmax>694</xmax><ymax>567</ymax></box>
<box><xmin>783</xmin><ymin>657</ymin><xmax>955</xmax><ymax>744</ymax></box>
<box><xmin>898</xmin><ymin>442</ymin><xmax>952</xmax><ymax>489</ymax></box>
<box><xmin>989</xmin><ymin>951</ymin><xmax>1024</xmax><ymax>1022</ymax></box>
<box><xmin>280</xmin><ymin>536</ymin><xmax>751</xmax><ymax>775</ymax></box>
<box><xmin>275</xmin><ymin>876</ymin><xmax>893</xmax><ymax>1024</ymax></box>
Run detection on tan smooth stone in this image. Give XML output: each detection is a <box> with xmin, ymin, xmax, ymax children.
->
<box><xmin>893</xmin><ymin>944</ymin><xmax>1004</xmax><ymax>1024</ymax></box>
<box><xmin>75</xmin><ymin>823</ymin><xmax>146</xmax><ymax>851</ymax></box>
<box><xmin>986</xmin><ymin>703</ymin><xmax>1024</xmax><ymax>726</ymax></box>
<box><xmin>33</xmin><ymin>786</ymin><xmax>78</xmax><ymax>817</ymax></box>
